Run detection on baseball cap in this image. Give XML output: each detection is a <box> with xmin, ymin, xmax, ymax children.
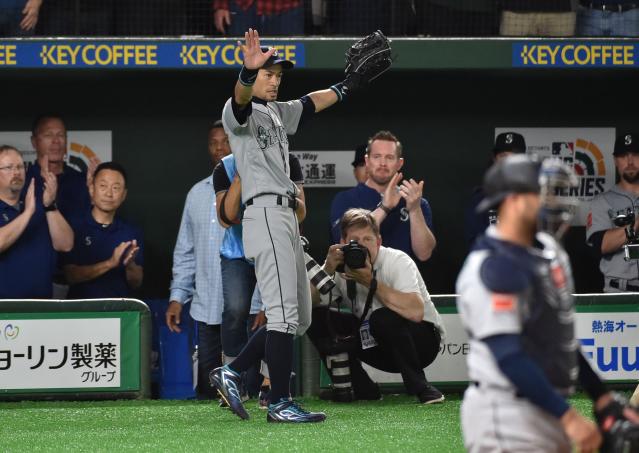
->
<box><xmin>613</xmin><ymin>132</ymin><xmax>639</xmax><ymax>156</ymax></box>
<box><xmin>261</xmin><ymin>46</ymin><xmax>294</xmax><ymax>70</ymax></box>
<box><xmin>493</xmin><ymin>132</ymin><xmax>526</xmax><ymax>155</ymax></box>
<box><xmin>351</xmin><ymin>144</ymin><xmax>367</xmax><ymax>167</ymax></box>
<box><xmin>476</xmin><ymin>154</ymin><xmax>541</xmax><ymax>213</ymax></box>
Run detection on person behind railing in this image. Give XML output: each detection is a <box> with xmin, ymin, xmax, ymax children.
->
<box><xmin>61</xmin><ymin>162</ymin><xmax>143</xmax><ymax>298</ymax></box>
<box><xmin>586</xmin><ymin>133</ymin><xmax>639</xmax><ymax>292</ymax></box>
<box><xmin>499</xmin><ymin>0</ymin><xmax>576</xmax><ymax>36</ymax></box>
<box><xmin>0</xmin><ymin>145</ymin><xmax>73</xmax><ymax>299</ymax></box>
<box><xmin>165</xmin><ymin>120</ymin><xmax>231</xmax><ymax>399</ymax></box>
<box><xmin>213</xmin><ymin>0</ymin><xmax>303</xmax><ymax>36</ymax></box>
<box><xmin>0</xmin><ymin>0</ymin><xmax>42</xmax><ymax>36</ymax></box>
<box><xmin>577</xmin><ymin>0</ymin><xmax>639</xmax><ymax>37</ymax></box>
<box><xmin>329</xmin><ymin>130</ymin><xmax>436</xmax><ymax>263</ymax></box>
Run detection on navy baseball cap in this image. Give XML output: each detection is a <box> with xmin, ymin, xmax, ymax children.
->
<box><xmin>477</xmin><ymin>154</ymin><xmax>541</xmax><ymax>213</ymax></box>
<box><xmin>613</xmin><ymin>132</ymin><xmax>639</xmax><ymax>156</ymax></box>
<box><xmin>493</xmin><ymin>132</ymin><xmax>526</xmax><ymax>155</ymax></box>
<box><xmin>351</xmin><ymin>144</ymin><xmax>367</xmax><ymax>167</ymax></box>
<box><xmin>261</xmin><ymin>46</ymin><xmax>294</xmax><ymax>70</ymax></box>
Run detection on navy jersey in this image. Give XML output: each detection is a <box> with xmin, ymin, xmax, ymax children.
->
<box><xmin>62</xmin><ymin>211</ymin><xmax>144</xmax><ymax>298</ymax></box>
<box><xmin>0</xmin><ymin>198</ymin><xmax>55</xmax><ymax>298</ymax></box>
<box><xmin>25</xmin><ymin>163</ymin><xmax>91</xmax><ymax>219</ymax></box>
<box><xmin>456</xmin><ymin>227</ymin><xmax>578</xmax><ymax>392</ymax></box>
<box><xmin>329</xmin><ymin>183</ymin><xmax>433</xmax><ymax>259</ymax></box>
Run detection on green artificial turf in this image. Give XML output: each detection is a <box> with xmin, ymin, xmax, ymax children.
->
<box><xmin>0</xmin><ymin>393</ymin><xmax>608</xmax><ymax>452</ymax></box>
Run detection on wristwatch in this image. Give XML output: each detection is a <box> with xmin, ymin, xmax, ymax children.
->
<box><xmin>44</xmin><ymin>201</ymin><xmax>58</xmax><ymax>212</ymax></box>
<box><xmin>376</xmin><ymin>201</ymin><xmax>391</xmax><ymax>215</ymax></box>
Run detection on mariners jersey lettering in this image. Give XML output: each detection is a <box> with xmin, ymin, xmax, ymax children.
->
<box><xmin>587</xmin><ymin>185</ymin><xmax>639</xmax><ymax>282</ymax></box>
<box><xmin>456</xmin><ymin>227</ymin><xmax>578</xmax><ymax>392</ymax></box>
<box><xmin>222</xmin><ymin>97</ymin><xmax>303</xmax><ymax>203</ymax></box>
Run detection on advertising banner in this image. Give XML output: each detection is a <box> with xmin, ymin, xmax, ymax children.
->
<box><xmin>0</xmin><ymin>41</ymin><xmax>305</xmax><ymax>69</ymax></box>
<box><xmin>495</xmin><ymin>127</ymin><xmax>616</xmax><ymax>226</ymax></box>
<box><xmin>291</xmin><ymin>151</ymin><xmax>356</xmax><ymax>188</ymax></box>
<box><xmin>513</xmin><ymin>42</ymin><xmax>638</xmax><ymax>68</ymax></box>
<box><xmin>364</xmin><ymin>306</ymin><xmax>639</xmax><ymax>385</ymax></box>
<box><xmin>0</xmin><ymin>312</ymin><xmax>140</xmax><ymax>393</ymax></box>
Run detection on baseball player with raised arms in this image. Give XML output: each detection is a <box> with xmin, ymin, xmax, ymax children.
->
<box><xmin>209</xmin><ymin>29</ymin><xmax>387</xmax><ymax>423</ymax></box>
<box><xmin>456</xmin><ymin>155</ymin><xmax>639</xmax><ymax>452</ymax></box>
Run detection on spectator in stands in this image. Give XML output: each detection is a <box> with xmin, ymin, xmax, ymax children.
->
<box><xmin>308</xmin><ymin>208</ymin><xmax>445</xmax><ymax>404</ymax></box>
<box><xmin>418</xmin><ymin>0</ymin><xmax>498</xmax><ymax>36</ymax></box>
<box><xmin>577</xmin><ymin>1</ymin><xmax>639</xmax><ymax>36</ymax></box>
<box><xmin>0</xmin><ymin>0</ymin><xmax>42</xmax><ymax>36</ymax></box>
<box><xmin>165</xmin><ymin>121</ymin><xmax>231</xmax><ymax>399</ymax></box>
<box><xmin>499</xmin><ymin>0</ymin><xmax>575</xmax><ymax>36</ymax></box>
<box><xmin>464</xmin><ymin>132</ymin><xmax>526</xmax><ymax>247</ymax></box>
<box><xmin>213</xmin><ymin>0</ymin><xmax>303</xmax><ymax>35</ymax></box>
<box><xmin>27</xmin><ymin>114</ymin><xmax>92</xmax><ymax>220</ymax></box>
<box><xmin>329</xmin><ymin>130</ymin><xmax>436</xmax><ymax>262</ymax></box>
<box><xmin>62</xmin><ymin>162</ymin><xmax>143</xmax><ymax>298</ymax></box>
<box><xmin>0</xmin><ymin>145</ymin><xmax>73</xmax><ymax>298</ymax></box>
<box><xmin>351</xmin><ymin>144</ymin><xmax>368</xmax><ymax>184</ymax></box>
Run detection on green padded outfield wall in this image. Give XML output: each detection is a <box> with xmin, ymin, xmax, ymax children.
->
<box><xmin>1</xmin><ymin>39</ymin><xmax>638</xmax><ymax>296</ymax></box>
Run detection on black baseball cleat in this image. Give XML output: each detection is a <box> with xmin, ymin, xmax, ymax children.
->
<box><xmin>418</xmin><ymin>385</ymin><xmax>445</xmax><ymax>405</ymax></box>
<box><xmin>267</xmin><ymin>400</ymin><xmax>326</xmax><ymax>423</ymax></box>
<box><xmin>209</xmin><ymin>366</ymin><xmax>249</xmax><ymax>420</ymax></box>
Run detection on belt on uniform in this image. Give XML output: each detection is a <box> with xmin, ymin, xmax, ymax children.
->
<box><xmin>245</xmin><ymin>193</ymin><xmax>297</xmax><ymax>210</ymax></box>
<box><xmin>471</xmin><ymin>381</ymin><xmax>571</xmax><ymax>398</ymax></box>
<box><xmin>580</xmin><ymin>1</ymin><xmax>639</xmax><ymax>12</ymax></box>
<box><xmin>471</xmin><ymin>381</ymin><xmax>524</xmax><ymax>398</ymax></box>
<box><xmin>609</xmin><ymin>279</ymin><xmax>639</xmax><ymax>291</ymax></box>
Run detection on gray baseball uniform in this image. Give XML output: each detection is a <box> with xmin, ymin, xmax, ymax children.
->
<box><xmin>586</xmin><ymin>185</ymin><xmax>639</xmax><ymax>292</ymax></box>
<box><xmin>456</xmin><ymin>226</ymin><xmax>578</xmax><ymax>452</ymax></box>
<box><xmin>222</xmin><ymin>97</ymin><xmax>311</xmax><ymax>336</ymax></box>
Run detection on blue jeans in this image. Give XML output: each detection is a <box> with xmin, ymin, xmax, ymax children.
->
<box><xmin>196</xmin><ymin>321</ymin><xmax>222</xmax><ymax>399</ymax></box>
<box><xmin>220</xmin><ymin>257</ymin><xmax>257</xmax><ymax>357</ymax></box>
<box><xmin>228</xmin><ymin>1</ymin><xmax>303</xmax><ymax>36</ymax></box>
<box><xmin>577</xmin><ymin>6</ymin><xmax>639</xmax><ymax>36</ymax></box>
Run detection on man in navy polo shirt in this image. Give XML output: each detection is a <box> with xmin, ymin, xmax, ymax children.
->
<box><xmin>0</xmin><ymin>145</ymin><xmax>74</xmax><ymax>298</ymax></box>
<box><xmin>27</xmin><ymin>114</ymin><xmax>92</xmax><ymax>219</ymax></box>
<box><xmin>62</xmin><ymin>162</ymin><xmax>143</xmax><ymax>298</ymax></box>
<box><xmin>329</xmin><ymin>130</ymin><xmax>436</xmax><ymax>262</ymax></box>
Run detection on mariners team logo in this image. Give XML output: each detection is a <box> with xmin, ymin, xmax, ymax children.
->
<box><xmin>551</xmin><ymin>139</ymin><xmax>606</xmax><ymax>198</ymax></box>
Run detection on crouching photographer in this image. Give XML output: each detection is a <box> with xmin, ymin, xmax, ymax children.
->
<box><xmin>307</xmin><ymin>208</ymin><xmax>446</xmax><ymax>404</ymax></box>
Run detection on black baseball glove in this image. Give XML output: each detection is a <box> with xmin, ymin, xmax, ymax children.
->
<box><xmin>331</xmin><ymin>30</ymin><xmax>392</xmax><ymax>100</ymax></box>
<box><xmin>595</xmin><ymin>392</ymin><xmax>639</xmax><ymax>453</ymax></box>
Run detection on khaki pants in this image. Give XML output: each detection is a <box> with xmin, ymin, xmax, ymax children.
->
<box><xmin>500</xmin><ymin>11</ymin><xmax>576</xmax><ymax>36</ymax></box>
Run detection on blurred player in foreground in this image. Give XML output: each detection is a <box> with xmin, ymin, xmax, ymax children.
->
<box><xmin>456</xmin><ymin>154</ymin><xmax>639</xmax><ymax>453</ymax></box>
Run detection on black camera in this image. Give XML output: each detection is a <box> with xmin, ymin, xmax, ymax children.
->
<box><xmin>613</xmin><ymin>209</ymin><xmax>639</xmax><ymax>260</ymax></box>
<box><xmin>336</xmin><ymin>240</ymin><xmax>368</xmax><ymax>273</ymax></box>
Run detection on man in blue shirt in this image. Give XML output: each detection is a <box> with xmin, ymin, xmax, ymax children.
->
<box><xmin>61</xmin><ymin>162</ymin><xmax>143</xmax><ymax>298</ymax></box>
<box><xmin>165</xmin><ymin>120</ymin><xmax>233</xmax><ymax>399</ymax></box>
<box><xmin>0</xmin><ymin>145</ymin><xmax>73</xmax><ymax>298</ymax></box>
<box><xmin>27</xmin><ymin>114</ymin><xmax>92</xmax><ymax>220</ymax></box>
<box><xmin>329</xmin><ymin>130</ymin><xmax>436</xmax><ymax>262</ymax></box>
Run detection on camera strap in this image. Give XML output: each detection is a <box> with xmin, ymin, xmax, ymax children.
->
<box><xmin>359</xmin><ymin>271</ymin><xmax>377</xmax><ymax>324</ymax></box>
